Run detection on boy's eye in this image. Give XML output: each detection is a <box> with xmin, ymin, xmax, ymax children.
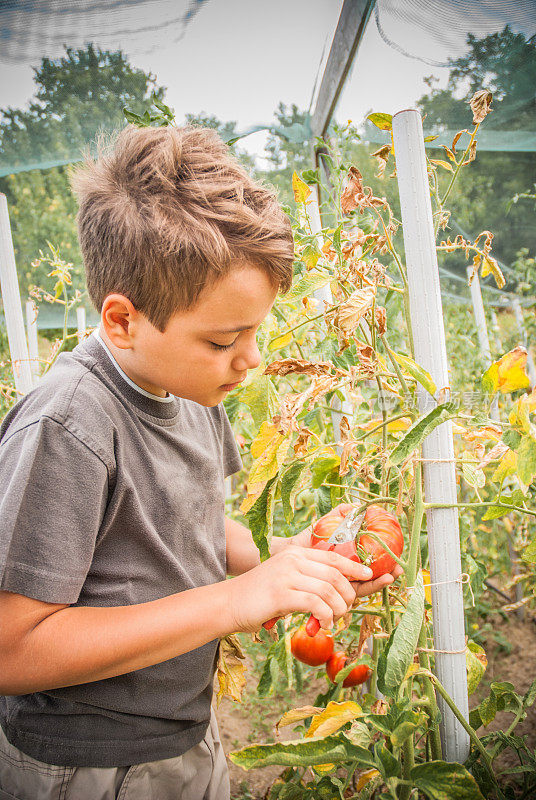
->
<box><xmin>209</xmin><ymin>341</ymin><xmax>235</xmax><ymax>351</ymax></box>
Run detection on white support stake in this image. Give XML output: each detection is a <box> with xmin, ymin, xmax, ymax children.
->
<box><xmin>393</xmin><ymin>110</ymin><xmax>470</xmax><ymax>763</ymax></box>
<box><xmin>76</xmin><ymin>306</ymin><xmax>87</xmax><ymax>342</ymax></box>
<box><xmin>512</xmin><ymin>298</ymin><xmax>536</xmax><ymax>389</ymax></box>
<box><xmin>25</xmin><ymin>300</ymin><xmax>39</xmax><ymax>383</ymax></box>
<box><xmin>0</xmin><ymin>194</ymin><xmax>34</xmax><ymax>397</ymax></box>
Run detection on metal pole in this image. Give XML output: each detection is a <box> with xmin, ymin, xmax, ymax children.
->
<box><xmin>393</xmin><ymin>109</ymin><xmax>470</xmax><ymax>763</ymax></box>
<box><xmin>0</xmin><ymin>194</ymin><xmax>34</xmax><ymax>397</ymax></box>
<box><xmin>25</xmin><ymin>299</ymin><xmax>39</xmax><ymax>383</ymax></box>
<box><xmin>512</xmin><ymin>298</ymin><xmax>536</xmax><ymax>389</ymax></box>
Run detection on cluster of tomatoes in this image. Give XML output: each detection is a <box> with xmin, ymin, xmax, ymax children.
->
<box><xmin>290</xmin><ymin>504</ymin><xmax>405</xmax><ymax>687</ymax></box>
<box><xmin>290</xmin><ymin>625</ymin><xmax>371</xmax><ymax>687</ymax></box>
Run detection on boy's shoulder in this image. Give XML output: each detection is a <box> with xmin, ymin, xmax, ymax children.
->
<box><xmin>0</xmin><ymin>344</ymin><xmax>121</xmax><ymax>469</ymax></box>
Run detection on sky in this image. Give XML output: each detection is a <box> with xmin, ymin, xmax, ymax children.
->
<box><xmin>0</xmin><ymin>0</ymin><xmax>534</xmax><ymax>166</ymax></box>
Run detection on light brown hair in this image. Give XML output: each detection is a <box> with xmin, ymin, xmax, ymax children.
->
<box><xmin>69</xmin><ymin>125</ymin><xmax>294</xmax><ymax>330</ymax></box>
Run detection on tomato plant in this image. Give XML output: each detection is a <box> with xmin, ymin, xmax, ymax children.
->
<box><xmin>290</xmin><ymin>626</ymin><xmax>334</xmax><ymax>666</ymax></box>
<box><xmin>226</xmin><ymin>93</ymin><xmax>536</xmax><ymax>800</ymax></box>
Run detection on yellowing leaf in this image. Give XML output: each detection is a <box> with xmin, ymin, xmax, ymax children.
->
<box><xmin>240</xmin><ymin>424</ymin><xmax>291</xmax><ymax>513</ymax></box>
<box><xmin>509</xmin><ymin>388</ymin><xmax>536</xmax><ymax>435</ymax></box>
<box><xmin>355</xmin><ymin>769</ymin><xmax>380</xmax><ymax>791</ymax></box>
<box><xmin>480</xmin><ymin>256</ymin><xmax>505</xmax><ymax>289</ymax></box>
<box><xmin>276</xmin><ymin>706</ymin><xmax>324</xmax><ymax>732</ymax></box>
<box><xmin>391</xmin><ymin>351</ymin><xmax>436</xmax><ymax>396</ymax></box>
<box><xmin>482</xmin><ymin>347</ymin><xmax>531</xmax><ymax>395</ymax></box>
<box><xmin>292</xmin><ymin>172</ymin><xmax>312</xmax><ymax>204</ymax></box>
<box><xmin>421</xmin><ymin>569</ymin><xmax>432</xmax><ymax>604</ymax></box>
<box><xmin>306</xmin><ymin>700</ymin><xmax>362</xmax><ymax>739</ymax></box>
<box><xmin>367</xmin><ymin>112</ymin><xmax>393</xmax><ymax>131</ymax></box>
<box><xmin>216</xmin><ymin>634</ymin><xmax>246</xmax><ymax>705</ymax></box>
<box><xmin>268</xmin><ymin>331</ymin><xmax>293</xmax><ymax>351</ymax></box>
<box><xmin>430</xmin><ymin>158</ymin><xmax>454</xmax><ymax>172</ymax></box>
<box><xmin>492</xmin><ymin>449</ymin><xmax>517</xmax><ymax>483</ymax></box>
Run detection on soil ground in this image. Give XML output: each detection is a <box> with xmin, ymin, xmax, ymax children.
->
<box><xmin>214</xmin><ymin>613</ymin><xmax>536</xmax><ymax>799</ymax></box>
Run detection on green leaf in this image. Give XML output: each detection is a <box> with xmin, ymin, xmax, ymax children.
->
<box><xmin>283</xmin><ymin>272</ymin><xmax>332</xmax><ymax>302</ymax></box>
<box><xmin>381</xmin><ymin>574</ymin><xmax>424</xmax><ymax>697</ymax></box>
<box><xmin>239</xmin><ymin>376</ymin><xmax>279</xmax><ymax>428</ymax></box>
<box><xmin>522</xmin><ymin>537</ymin><xmax>536</xmax><ymax>564</ymax></box>
<box><xmin>311</xmin><ymin>455</ymin><xmax>340</xmax><ymax>488</ymax></box>
<box><xmin>391</xmin><ymin>351</ymin><xmax>437</xmax><ymax>396</ymax></box>
<box><xmin>281</xmin><ymin>463</ymin><xmax>306</xmax><ymax>524</ymax></box>
<box><xmin>374</xmin><ymin>742</ymin><xmax>400</xmax><ymax>779</ymax></box>
<box><xmin>245</xmin><ymin>478</ymin><xmax>277</xmax><ymax>561</ymax></box>
<box><xmin>367</xmin><ymin>113</ymin><xmax>393</xmax><ymax>131</ymax></box>
<box><xmin>469</xmin><ymin>681</ymin><xmax>524</xmax><ymax>729</ymax></box>
<box><xmin>389</xmin><ymin>403</ymin><xmax>457</xmax><ymax>466</ymax></box>
<box><xmin>516</xmin><ymin>435</ymin><xmax>536</xmax><ymax>485</ymax></box>
<box><xmin>411</xmin><ymin>761</ymin><xmax>485</xmax><ymax>800</ymax></box>
<box><xmin>461</xmin><ymin>456</ymin><xmax>486</xmax><ymax>489</ymax></box>
<box><xmin>501</xmin><ymin>428</ymin><xmax>522</xmax><ymax>451</ymax></box>
<box><xmin>229</xmin><ymin>734</ymin><xmax>376</xmax><ymax>770</ymax></box>
<box><xmin>466</xmin><ymin>642</ymin><xmax>487</xmax><ymax>695</ymax></box>
<box><xmin>301</xmin><ymin>169</ymin><xmax>320</xmax><ymax>185</ymax></box>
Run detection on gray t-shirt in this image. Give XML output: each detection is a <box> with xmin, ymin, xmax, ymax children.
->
<box><xmin>0</xmin><ymin>334</ymin><xmax>242</xmax><ymax>767</ymax></box>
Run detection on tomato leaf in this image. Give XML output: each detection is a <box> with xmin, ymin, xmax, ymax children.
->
<box><xmin>367</xmin><ymin>113</ymin><xmax>393</xmax><ymax>131</ymax></box>
<box><xmin>391</xmin><ymin>351</ymin><xmax>436</xmax><ymax>396</ymax></box>
<box><xmin>281</xmin><ymin>462</ymin><xmax>306</xmax><ymax>523</ymax></box>
<box><xmin>379</xmin><ymin>574</ymin><xmax>424</xmax><ymax>697</ymax></box>
<box><xmin>229</xmin><ymin>733</ymin><xmax>376</xmax><ymax>769</ymax></box>
<box><xmin>389</xmin><ymin>403</ymin><xmax>457</xmax><ymax>466</ymax></box>
<box><xmin>245</xmin><ymin>478</ymin><xmax>277</xmax><ymax>561</ymax></box>
<box><xmin>283</xmin><ymin>272</ymin><xmax>332</xmax><ymax>302</ymax></box>
<box><xmin>466</xmin><ymin>641</ymin><xmax>487</xmax><ymax>696</ymax></box>
<box><xmin>238</xmin><ymin>375</ymin><xmax>279</xmax><ymax>428</ymax></box>
<box><xmin>411</xmin><ymin>761</ymin><xmax>485</xmax><ymax>800</ymax></box>
<box><xmin>292</xmin><ymin>171</ymin><xmax>312</xmax><ymax>204</ymax></box>
<box><xmin>516</xmin><ymin>435</ymin><xmax>536</xmax><ymax>486</ymax></box>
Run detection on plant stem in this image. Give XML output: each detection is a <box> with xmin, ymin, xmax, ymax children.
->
<box><xmin>424</xmin><ymin>501</ymin><xmax>536</xmax><ymax>519</ymax></box>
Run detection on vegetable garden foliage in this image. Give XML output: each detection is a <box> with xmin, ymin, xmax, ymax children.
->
<box><xmin>222</xmin><ymin>94</ymin><xmax>536</xmax><ymax>799</ymax></box>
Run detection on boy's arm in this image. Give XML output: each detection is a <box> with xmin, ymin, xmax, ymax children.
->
<box><xmin>0</xmin><ymin>545</ymin><xmax>374</xmax><ymax>696</ymax></box>
<box><xmin>225</xmin><ymin>515</ymin><xmax>294</xmax><ymax>575</ymax></box>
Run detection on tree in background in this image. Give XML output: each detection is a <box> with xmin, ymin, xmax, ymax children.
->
<box><xmin>0</xmin><ymin>44</ymin><xmax>164</xmax><ymax>297</ymax></box>
<box><xmin>417</xmin><ymin>26</ymin><xmax>536</xmax><ymax>271</ymax></box>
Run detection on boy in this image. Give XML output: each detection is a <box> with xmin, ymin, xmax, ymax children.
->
<box><xmin>0</xmin><ymin>125</ymin><xmax>399</xmax><ymax>799</ymax></box>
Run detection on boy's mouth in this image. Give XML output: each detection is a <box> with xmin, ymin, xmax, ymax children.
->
<box><xmin>220</xmin><ymin>380</ymin><xmax>242</xmax><ymax>391</ymax></box>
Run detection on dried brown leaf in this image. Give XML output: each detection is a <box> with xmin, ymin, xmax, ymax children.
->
<box><xmin>470</xmin><ymin>90</ymin><xmax>493</xmax><ymax>124</ymax></box>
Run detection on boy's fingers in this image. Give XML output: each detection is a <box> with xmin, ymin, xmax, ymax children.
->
<box><xmin>352</xmin><ymin>572</ymin><xmax>394</xmax><ymax>598</ymax></box>
<box><xmin>297</xmin><ymin>562</ymin><xmax>357</xmax><ymax>607</ymax></box>
<box><xmin>300</xmin><ymin>547</ymin><xmax>374</xmax><ymax>582</ymax></box>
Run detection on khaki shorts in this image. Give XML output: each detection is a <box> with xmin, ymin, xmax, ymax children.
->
<box><xmin>0</xmin><ymin>708</ymin><xmax>229</xmax><ymax>800</ymax></box>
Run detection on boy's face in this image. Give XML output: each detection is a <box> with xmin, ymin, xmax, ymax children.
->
<box><xmin>102</xmin><ymin>263</ymin><xmax>279</xmax><ymax>406</ymax></box>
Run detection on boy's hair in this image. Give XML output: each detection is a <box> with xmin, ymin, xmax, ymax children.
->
<box><xmin>69</xmin><ymin>125</ymin><xmax>294</xmax><ymax>331</ymax></box>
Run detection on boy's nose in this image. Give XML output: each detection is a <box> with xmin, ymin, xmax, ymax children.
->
<box><xmin>234</xmin><ymin>339</ymin><xmax>261</xmax><ymax>372</ymax></box>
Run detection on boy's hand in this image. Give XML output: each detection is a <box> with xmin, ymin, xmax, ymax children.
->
<box><xmin>227</xmin><ymin>545</ymin><xmax>374</xmax><ymax>633</ymax></box>
<box><xmin>282</xmin><ymin>504</ymin><xmax>403</xmax><ymax>598</ymax></box>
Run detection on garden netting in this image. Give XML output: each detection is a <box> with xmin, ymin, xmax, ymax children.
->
<box><xmin>0</xmin><ymin>0</ymin><xmax>535</xmax><ymax>322</ymax></box>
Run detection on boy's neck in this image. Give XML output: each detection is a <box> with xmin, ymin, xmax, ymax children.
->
<box><xmin>94</xmin><ymin>327</ymin><xmax>171</xmax><ymax>400</ymax></box>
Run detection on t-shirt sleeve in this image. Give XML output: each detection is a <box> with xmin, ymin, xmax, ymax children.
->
<box><xmin>0</xmin><ymin>416</ymin><xmax>109</xmax><ymax>604</ymax></box>
<box><xmin>218</xmin><ymin>404</ymin><xmax>243</xmax><ymax>478</ymax></box>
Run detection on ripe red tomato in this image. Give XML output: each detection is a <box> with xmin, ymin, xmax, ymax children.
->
<box><xmin>311</xmin><ymin>504</ymin><xmax>403</xmax><ymax>579</ymax></box>
<box><xmin>290</xmin><ymin>626</ymin><xmax>334</xmax><ymax>666</ymax></box>
<box><xmin>326</xmin><ymin>651</ymin><xmax>371</xmax><ymax>687</ymax></box>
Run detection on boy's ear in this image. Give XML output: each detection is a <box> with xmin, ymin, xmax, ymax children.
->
<box><xmin>101</xmin><ymin>294</ymin><xmax>139</xmax><ymax>349</ymax></box>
